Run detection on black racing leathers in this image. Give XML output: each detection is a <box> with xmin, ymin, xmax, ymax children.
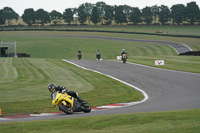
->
<box><xmin>51</xmin><ymin>85</ymin><xmax>78</xmax><ymax>98</ymax></box>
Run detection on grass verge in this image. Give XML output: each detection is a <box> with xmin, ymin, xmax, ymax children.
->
<box><xmin>0</xmin><ymin>109</ymin><xmax>200</xmax><ymax>133</ymax></box>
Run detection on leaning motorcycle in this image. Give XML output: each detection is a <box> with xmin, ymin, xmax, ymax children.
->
<box><xmin>52</xmin><ymin>92</ymin><xmax>91</xmax><ymax>114</ymax></box>
<box><xmin>121</xmin><ymin>53</ymin><xmax>127</xmax><ymax>63</ymax></box>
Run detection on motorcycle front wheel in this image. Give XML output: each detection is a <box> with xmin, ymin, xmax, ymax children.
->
<box><xmin>58</xmin><ymin>101</ymin><xmax>73</xmax><ymax>114</ymax></box>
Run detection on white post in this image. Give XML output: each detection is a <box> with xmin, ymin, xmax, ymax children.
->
<box><xmin>14</xmin><ymin>42</ymin><xmax>17</xmax><ymax>57</ymax></box>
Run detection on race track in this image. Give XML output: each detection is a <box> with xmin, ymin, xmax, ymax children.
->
<box><xmin>68</xmin><ymin>60</ymin><xmax>200</xmax><ymax>113</ymax></box>
<box><xmin>0</xmin><ymin>35</ymin><xmax>198</xmax><ymax>122</ymax></box>
<box><xmin>1</xmin><ymin>60</ymin><xmax>200</xmax><ymax>122</ymax></box>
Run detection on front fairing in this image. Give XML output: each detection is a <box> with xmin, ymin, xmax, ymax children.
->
<box><xmin>52</xmin><ymin>92</ymin><xmax>74</xmax><ymax>107</ymax></box>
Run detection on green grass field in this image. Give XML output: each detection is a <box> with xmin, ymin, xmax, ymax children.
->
<box><xmin>1</xmin><ymin>31</ymin><xmax>200</xmax><ymax>73</ymax></box>
<box><xmin>0</xmin><ymin>30</ymin><xmax>200</xmax><ymax>132</ymax></box>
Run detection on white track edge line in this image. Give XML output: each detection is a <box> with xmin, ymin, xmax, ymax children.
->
<box><xmin>62</xmin><ymin>59</ymin><xmax>149</xmax><ymax>106</ymax></box>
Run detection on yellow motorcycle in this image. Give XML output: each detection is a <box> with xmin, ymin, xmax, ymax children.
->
<box><xmin>52</xmin><ymin>92</ymin><xmax>91</xmax><ymax>114</ymax></box>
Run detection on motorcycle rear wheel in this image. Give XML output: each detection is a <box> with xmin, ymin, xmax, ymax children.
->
<box><xmin>82</xmin><ymin>102</ymin><xmax>91</xmax><ymax>113</ymax></box>
<box><xmin>58</xmin><ymin>101</ymin><xmax>73</xmax><ymax>114</ymax></box>
<box><xmin>123</xmin><ymin>59</ymin><xmax>126</xmax><ymax>63</ymax></box>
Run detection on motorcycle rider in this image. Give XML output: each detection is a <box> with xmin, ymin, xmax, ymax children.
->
<box><xmin>48</xmin><ymin>83</ymin><xmax>84</xmax><ymax>103</ymax></box>
<box><xmin>121</xmin><ymin>49</ymin><xmax>127</xmax><ymax>55</ymax></box>
<box><xmin>78</xmin><ymin>49</ymin><xmax>81</xmax><ymax>53</ymax></box>
<box><xmin>96</xmin><ymin>49</ymin><xmax>101</xmax><ymax>60</ymax></box>
<box><xmin>77</xmin><ymin>49</ymin><xmax>82</xmax><ymax>60</ymax></box>
<box><xmin>121</xmin><ymin>49</ymin><xmax>128</xmax><ymax>61</ymax></box>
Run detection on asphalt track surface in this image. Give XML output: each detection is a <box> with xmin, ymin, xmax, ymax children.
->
<box><xmin>0</xmin><ymin>35</ymin><xmax>198</xmax><ymax>122</ymax></box>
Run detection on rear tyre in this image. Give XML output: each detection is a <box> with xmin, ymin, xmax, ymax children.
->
<box><xmin>78</xmin><ymin>55</ymin><xmax>82</xmax><ymax>60</ymax></box>
<box><xmin>82</xmin><ymin>102</ymin><xmax>91</xmax><ymax>113</ymax></box>
<box><xmin>58</xmin><ymin>101</ymin><xmax>73</xmax><ymax>114</ymax></box>
<box><xmin>123</xmin><ymin>58</ymin><xmax>126</xmax><ymax>63</ymax></box>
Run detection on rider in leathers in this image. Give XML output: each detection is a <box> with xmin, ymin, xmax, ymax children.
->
<box><xmin>121</xmin><ymin>49</ymin><xmax>127</xmax><ymax>56</ymax></box>
<box><xmin>48</xmin><ymin>83</ymin><xmax>84</xmax><ymax>103</ymax></box>
<box><xmin>96</xmin><ymin>49</ymin><xmax>101</xmax><ymax>60</ymax></box>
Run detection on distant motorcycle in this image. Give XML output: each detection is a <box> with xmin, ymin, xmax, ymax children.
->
<box><xmin>52</xmin><ymin>92</ymin><xmax>91</xmax><ymax>114</ymax></box>
<box><xmin>77</xmin><ymin>53</ymin><xmax>82</xmax><ymax>60</ymax></box>
<box><xmin>121</xmin><ymin>53</ymin><xmax>127</xmax><ymax>63</ymax></box>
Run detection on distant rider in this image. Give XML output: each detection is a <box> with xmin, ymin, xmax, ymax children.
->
<box><xmin>77</xmin><ymin>49</ymin><xmax>82</xmax><ymax>60</ymax></box>
<box><xmin>48</xmin><ymin>83</ymin><xmax>84</xmax><ymax>103</ymax></box>
<box><xmin>96</xmin><ymin>49</ymin><xmax>101</xmax><ymax>60</ymax></box>
<box><xmin>121</xmin><ymin>49</ymin><xmax>127</xmax><ymax>57</ymax></box>
<box><xmin>77</xmin><ymin>49</ymin><xmax>82</xmax><ymax>54</ymax></box>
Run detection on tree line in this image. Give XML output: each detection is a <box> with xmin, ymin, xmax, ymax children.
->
<box><xmin>0</xmin><ymin>1</ymin><xmax>200</xmax><ymax>26</ymax></box>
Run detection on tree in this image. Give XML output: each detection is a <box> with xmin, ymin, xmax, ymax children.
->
<box><xmin>104</xmin><ymin>5</ymin><xmax>114</xmax><ymax>25</ymax></box>
<box><xmin>22</xmin><ymin>8</ymin><xmax>35</xmax><ymax>26</ymax></box>
<box><xmin>49</xmin><ymin>10</ymin><xmax>62</xmax><ymax>25</ymax></box>
<box><xmin>0</xmin><ymin>9</ymin><xmax>6</xmax><ymax>25</ymax></box>
<box><xmin>77</xmin><ymin>4</ymin><xmax>87</xmax><ymax>25</ymax></box>
<box><xmin>123</xmin><ymin>5</ymin><xmax>132</xmax><ymax>23</ymax></box>
<box><xmin>142</xmin><ymin>6</ymin><xmax>153</xmax><ymax>24</ymax></box>
<box><xmin>151</xmin><ymin>5</ymin><xmax>159</xmax><ymax>24</ymax></box>
<box><xmin>63</xmin><ymin>8</ymin><xmax>73</xmax><ymax>24</ymax></box>
<box><xmin>83</xmin><ymin>3</ymin><xmax>94</xmax><ymax>25</ymax></box>
<box><xmin>91</xmin><ymin>6</ymin><xmax>99</xmax><ymax>25</ymax></box>
<box><xmin>171</xmin><ymin>4</ymin><xmax>185</xmax><ymax>25</ymax></box>
<box><xmin>35</xmin><ymin>9</ymin><xmax>50</xmax><ymax>26</ymax></box>
<box><xmin>2</xmin><ymin>7</ymin><xmax>19</xmax><ymax>25</ymax></box>
<box><xmin>71</xmin><ymin>8</ymin><xmax>79</xmax><ymax>24</ymax></box>
<box><xmin>129</xmin><ymin>7</ymin><xmax>142</xmax><ymax>24</ymax></box>
<box><xmin>114</xmin><ymin>6</ymin><xmax>127</xmax><ymax>25</ymax></box>
<box><xmin>185</xmin><ymin>2</ymin><xmax>200</xmax><ymax>24</ymax></box>
<box><xmin>96</xmin><ymin>1</ymin><xmax>106</xmax><ymax>24</ymax></box>
<box><xmin>158</xmin><ymin>5</ymin><xmax>170</xmax><ymax>25</ymax></box>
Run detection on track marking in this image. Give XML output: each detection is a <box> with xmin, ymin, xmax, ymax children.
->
<box><xmin>62</xmin><ymin>59</ymin><xmax>149</xmax><ymax>106</ymax></box>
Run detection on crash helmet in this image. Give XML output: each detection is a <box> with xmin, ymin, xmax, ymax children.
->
<box><xmin>48</xmin><ymin>83</ymin><xmax>56</xmax><ymax>93</ymax></box>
